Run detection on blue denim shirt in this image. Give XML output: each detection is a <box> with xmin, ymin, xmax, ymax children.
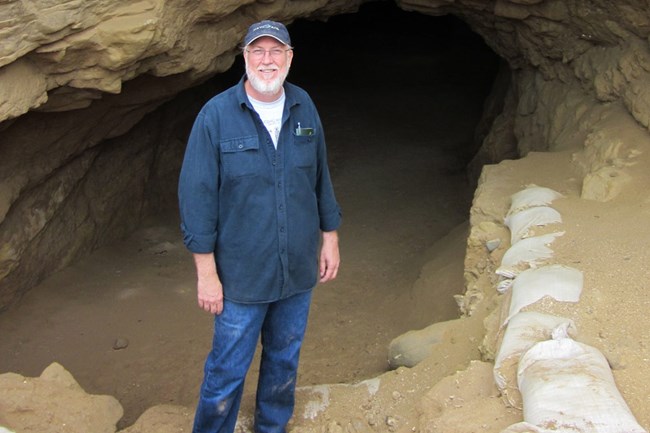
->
<box><xmin>178</xmin><ymin>76</ymin><xmax>342</xmax><ymax>303</ymax></box>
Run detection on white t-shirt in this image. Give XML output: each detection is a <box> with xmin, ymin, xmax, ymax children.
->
<box><xmin>248</xmin><ymin>93</ymin><xmax>285</xmax><ymax>149</ymax></box>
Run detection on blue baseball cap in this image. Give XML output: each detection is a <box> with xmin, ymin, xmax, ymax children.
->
<box><xmin>244</xmin><ymin>20</ymin><xmax>291</xmax><ymax>46</ymax></box>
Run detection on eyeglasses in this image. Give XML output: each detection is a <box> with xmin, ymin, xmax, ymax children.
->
<box><xmin>246</xmin><ymin>48</ymin><xmax>292</xmax><ymax>59</ymax></box>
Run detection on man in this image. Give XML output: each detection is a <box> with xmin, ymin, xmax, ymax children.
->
<box><xmin>178</xmin><ymin>19</ymin><xmax>342</xmax><ymax>433</ymax></box>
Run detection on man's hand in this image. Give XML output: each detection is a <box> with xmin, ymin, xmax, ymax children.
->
<box><xmin>319</xmin><ymin>230</ymin><xmax>340</xmax><ymax>283</ymax></box>
<box><xmin>193</xmin><ymin>253</ymin><xmax>224</xmax><ymax>315</ymax></box>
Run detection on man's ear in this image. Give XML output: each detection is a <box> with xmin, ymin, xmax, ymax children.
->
<box><xmin>286</xmin><ymin>48</ymin><xmax>294</xmax><ymax>67</ymax></box>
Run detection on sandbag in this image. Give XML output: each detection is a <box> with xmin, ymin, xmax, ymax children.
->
<box><xmin>505</xmin><ymin>265</ymin><xmax>583</xmax><ymax>324</ymax></box>
<box><xmin>493</xmin><ymin>312</ymin><xmax>577</xmax><ymax>408</ymax></box>
<box><xmin>504</xmin><ymin>206</ymin><xmax>562</xmax><ymax>244</ymax></box>
<box><xmin>507</xmin><ymin>186</ymin><xmax>564</xmax><ymax>217</ymax></box>
<box><xmin>517</xmin><ymin>337</ymin><xmax>647</xmax><ymax>433</ymax></box>
<box><xmin>496</xmin><ymin>232</ymin><xmax>564</xmax><ymax>279</ymax></box>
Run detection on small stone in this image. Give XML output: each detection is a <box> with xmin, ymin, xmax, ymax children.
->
<box><xmin>386</xmin><ymin>416</ymin><xmax>399</xmax><ymax>432</ymax></box>
<box><xmin>113</xmin><ymin>338</ymin><xmax>129</xmax><ymax>350</ymax></box>
<box><xmin>486</xmin><ymin>238</ymin><xmax>501</xmax><ymax>252</ymax></box>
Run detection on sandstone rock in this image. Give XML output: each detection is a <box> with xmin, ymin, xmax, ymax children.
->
<box><xmin>0</xmin><ymin>59</ymin><xmax>48</xmax><ymax>120</ymax></box>
<box><xmin>0</xmin><ymin>362</ymin><xmax>123</xmax><ymax>433</ymax></box>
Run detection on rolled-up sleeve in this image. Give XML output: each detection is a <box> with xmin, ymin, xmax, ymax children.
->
<box><xmin>178</xmin><ymin>110</ymin><xmax>220</xmax><ymax>253</ymax></box>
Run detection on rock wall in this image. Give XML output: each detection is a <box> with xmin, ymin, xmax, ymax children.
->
<box><xmin>2</xmin><ymin>0</ymin><xmax>650</xmax><ymax>313</ymax></box>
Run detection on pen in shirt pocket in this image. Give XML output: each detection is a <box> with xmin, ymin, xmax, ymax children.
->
<box><xmin>295</xmin><ymin>122</ymin><xmax>314</xmax><ymax>136</ymax></box>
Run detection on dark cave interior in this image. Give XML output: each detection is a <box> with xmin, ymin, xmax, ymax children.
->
<box><xmin>204</xmin><ymin>0</ymin><xmax>502</xmax><ymax>173</ymax></box>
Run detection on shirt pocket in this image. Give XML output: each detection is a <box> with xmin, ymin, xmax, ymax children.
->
<box><xmin>220</xmin><ymin>136</ymin><xmax>260</xmax><ymax>178</ymax></box>
<box><xmin>292</xmin><ymin>132</ymin><xmax>317</xmax><ymax>169</ymax></box>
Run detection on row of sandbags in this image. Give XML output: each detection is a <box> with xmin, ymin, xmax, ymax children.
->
<box><xmin>491</xmin><ymin>186</ymin><xmax>646</xmax><ymax>433</ymax></box>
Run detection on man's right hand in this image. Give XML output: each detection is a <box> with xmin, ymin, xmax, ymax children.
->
<box><xmin>197</xmin><ymin>272</ymin><xmax>223</xmax><ymax>315</ymax></box>
<box><xmin>193</xmin><ymin>253</ymin><xmax>224</xmax><ymax>315</ymax></box>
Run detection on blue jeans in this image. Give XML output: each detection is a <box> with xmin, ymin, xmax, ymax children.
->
<box><xmin>192</xmin><ymin>290</ymin><xmax>313</xmax><ymax>433</ymax></box>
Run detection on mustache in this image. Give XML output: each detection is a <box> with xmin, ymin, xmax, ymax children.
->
<box><xmin>256</xmin><ymin>65</ymin><xmax>279</xmax><ymax>71</ymax></box>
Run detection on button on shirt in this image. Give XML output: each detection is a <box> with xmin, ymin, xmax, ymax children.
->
<box><xmin>178</xmin><ymin>76</ymin><xmax>342</xmax><ymax>303</ymax></box>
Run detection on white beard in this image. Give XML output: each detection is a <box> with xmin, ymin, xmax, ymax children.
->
<box><xmin>246</xmin><ymin>63</ymin><xmax>290</xmax><ymax>95</ymax></box>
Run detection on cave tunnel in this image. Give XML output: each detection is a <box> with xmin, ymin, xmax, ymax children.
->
<box><xmin>0</xmin><ymin>1</ymin><xmax>503</xmax><ymax>427</ymax></box>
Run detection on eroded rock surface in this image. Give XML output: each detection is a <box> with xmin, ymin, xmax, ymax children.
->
<box><xmin>0</xmin><ymin>363</ymin><xmax>122</xmax><ymax>433</ymax></box>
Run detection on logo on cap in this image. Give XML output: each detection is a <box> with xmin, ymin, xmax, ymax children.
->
<box><xmin>244</xmin><ymin>20</ymin><xmax>291</xmax><ymax>46</ymax></box>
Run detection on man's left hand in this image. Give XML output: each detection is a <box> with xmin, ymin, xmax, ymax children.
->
<box><xmin>319</xmin><ymin>230</ymin><xmax>340</xmax><ymax>283</ymax></box>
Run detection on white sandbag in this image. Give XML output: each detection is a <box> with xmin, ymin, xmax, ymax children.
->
<box><xmin>518</xmin><ymin>338</ymin><xmax>647</xmax><ymax>433</ymax></box>
<box><xmin>504</xmin><ymin>206</ymin><xmax>563</xmax><ymax>244</ymax></box>
<box><xmin>496</xmin><ymin>232</ymin><xmax>564</xmax><ymax>278</ymax></box>
<box><xmin>506</xmin><ymin>265</ymin><xmax>583</xmax><ymax>324</ymax></box>
<box><xmin>493</xmin><ymin>312</ymin><xmax>577</xmax><ymax>408</ymax></box>
<box><xmin>507</xmin><ymin>186</ymin><xmax>564</xmax><ymax>217</ymax></box>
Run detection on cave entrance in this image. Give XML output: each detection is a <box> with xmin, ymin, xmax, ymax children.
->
<box><xmin>0</xmin><ymin>2</ymin><xmax>502</xmax><ymax>427</ymax></box>
<box><xmin>280</xmin><ymin>0</ymin><xmax>501</xmax><ymax>379</ymax></box>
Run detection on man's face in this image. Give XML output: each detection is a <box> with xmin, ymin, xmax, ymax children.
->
<box><xmin>244</xmin><ymin>36</ymin><xmax>293</xmax><ymax>97</ymax></box>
